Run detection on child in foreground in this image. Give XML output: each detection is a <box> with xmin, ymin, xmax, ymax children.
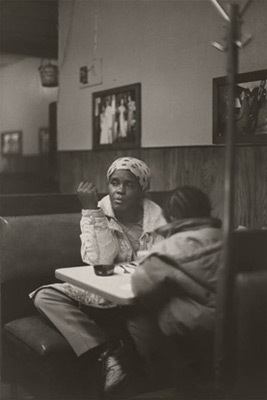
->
<box><xmin>129</xmin><ymin>186</ymin><xmax>222</xmax><ymax>393</ymax></box>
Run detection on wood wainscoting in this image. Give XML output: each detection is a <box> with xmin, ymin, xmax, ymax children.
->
<box><xmin>58</xmin><ymin>145</ymin><xmax>267</xmax><ymax>229</ymax></box>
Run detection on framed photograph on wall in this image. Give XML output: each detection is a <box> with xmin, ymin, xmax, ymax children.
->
<box><xmin>92</xmin><ymin>83</ymin><xmax>141</xmax><ymax>150</ymax></box>
<box><xmin>39</xmin><ymin>127</ymin><xmax>50</xmax><ymax>154</ymax></box>
<box><xmin>213</xmin><ymin>69</ymin><xmax>267</xmax><ymax>144</ymax></box>
<box><xmin>1</xmin><ymin>130</ymin><xmax>22</xmax><ymax>156</ymax></box>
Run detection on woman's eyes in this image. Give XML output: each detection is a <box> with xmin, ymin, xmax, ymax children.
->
<box><xmin>110</xmin><ymin>180</ymin><xmax>135</xmax><ymax>188</ymax></box>
<box><xmin>110</xmin><ymin>180</ymin><xmax>119</xmax><ymax>186</ymax></box>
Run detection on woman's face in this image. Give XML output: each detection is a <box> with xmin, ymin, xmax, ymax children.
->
<box><xmin>108</xmin><ymin>169</ymin><xmax>142</xmax><ymax>213</ymax></box>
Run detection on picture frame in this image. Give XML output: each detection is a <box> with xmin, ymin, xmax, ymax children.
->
<box><xmin>213</xmin><ymin>69</ymin><xmax>267</xmax><ymax>144</ymax></box>
<box><xmin>92</xmin><ymin>83</ymin><xmax>141</xmax><ymax>150</ymax></box>
<box><xmin>39</xmin><ymin>127</ymin><xmax>50</xmax><ymax>154</ymax></box>
<box><xmin>1</xmin><ymin>130</ymin><xmax>22</xmax><ymax>156</ymax></box>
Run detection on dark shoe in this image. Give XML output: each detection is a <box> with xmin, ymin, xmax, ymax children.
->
<box><xmin>98</xmin><ymin>343</ymin><xmax>127</xmax><ymax>395</ymax></box>
<box><xmin>98</xmin><ymin>342</ymin><xmax>143</xmax><ymax>397</ymax></box>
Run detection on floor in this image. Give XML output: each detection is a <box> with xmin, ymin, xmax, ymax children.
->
<box><xmin>0</xmin><ymin>383</ymin><xmax>141</xmax><ymax>400</ymax></box>
<box><xmin>0</xmin><ymin>382</ymin><xmax>102</xmax><ymax>400</ymax></box>
<box><xmin>0</xmin><ymin>382</ymin><xmax>35</xmax><ymax>400</ymax></box>
<box><xmin>0</xmin><ymin>381</ymin><xmax>183</xmax><ymax>400</ymax></box>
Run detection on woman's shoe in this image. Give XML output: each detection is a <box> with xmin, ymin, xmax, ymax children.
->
<box><xmin>98</xmin><ymin>341</ymin><xmax>142</xmax><ymax>397</ymax></box>
<box><xmin>99</xmin><ymin>347</ymin><xmax>127</xmax><ymax>394</ymax></box>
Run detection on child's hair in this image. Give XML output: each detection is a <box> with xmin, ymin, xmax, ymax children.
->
<box><xmin>163</xmin><ymin>186</ymin><xmax>212</xmax><ymax>222</ymax></box>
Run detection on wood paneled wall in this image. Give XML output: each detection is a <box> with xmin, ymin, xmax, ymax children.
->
<box><xmin>58</xmin><ymin>145</ymin><xmax>267</xmax><ymax>229</ymax></box>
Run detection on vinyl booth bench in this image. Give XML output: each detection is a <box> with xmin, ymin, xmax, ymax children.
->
<box><xmin>0</xmin><ymin>192</ymin><xmax>170</xmax><ymax>400</ymax></box>
<box><xmin>1</xmin><ymin>212</ymin><xmax>91</xmax><ymax>399</ymax></box>
<box><xmin>1</xmin><ymin>192</ymin><xmax>267</xmax><ymax>400</ymax></box>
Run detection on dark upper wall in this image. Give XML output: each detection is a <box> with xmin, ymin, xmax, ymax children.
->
<box><xmin>1</xmin><ymin>0</ymin><xmax>58</xmax><ymax>59</ymax></box>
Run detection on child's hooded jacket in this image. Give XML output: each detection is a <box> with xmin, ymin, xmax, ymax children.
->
<box><xmin>131</xmin><ymin>218</ymin><xmax>222</xmax><ymax>336</ymax></box>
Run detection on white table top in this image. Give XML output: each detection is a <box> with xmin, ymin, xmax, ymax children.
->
<box><xmin>55</xmin><ymin>265</ymin><xmax>136</xmax><ymax>305</ymax></box>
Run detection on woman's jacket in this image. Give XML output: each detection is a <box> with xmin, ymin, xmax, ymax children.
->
<box><xmin>131</xmin><ymin>218</ymin><xmax>222</xmax><ymax>335</ymax></box>
<box><xmin>30</xmin><ymin>195</ymin><xmax>166</xmax><ymax>308</ymax></box>
<box><xmin>80</xmin><ymin>195</ymin><xmax>166</xmax><ymax>265</ymax></box>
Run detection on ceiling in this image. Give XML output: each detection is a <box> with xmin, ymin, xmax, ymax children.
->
<box><xmin>0</xmin><ymin>0</ymin><xmax>58</xmax><ymax>61</ymax></box>
<box><xmin>0</xmin><ymin>0</ymin><xmax>249</xmax><ymax>65</ymax></box>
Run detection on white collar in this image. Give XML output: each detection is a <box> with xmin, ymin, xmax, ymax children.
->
<box><xmin>98</xmin><ymin>194</ymin><xmax>165</xmax><ymax>233</ymax></box>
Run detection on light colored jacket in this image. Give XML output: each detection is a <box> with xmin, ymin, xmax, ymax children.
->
<box><xmin>30</xmin><ymin>195</ymin><xmax>166</xmax><ymax>308</ymax></box>
<box><xmin>131</xmin><ymin>218</ymin><xmax>222</xmax><ymax>335</ymax></box>
<box><xmin>80</xmin><ymin>195</ymin><xmax>166</xmax><ymax>265</ymax></box>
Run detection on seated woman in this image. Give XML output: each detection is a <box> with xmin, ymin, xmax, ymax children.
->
<box><xmin>129</xmin><ymin>186</ymin><xmax>222</xmax><ymax>393</ymax></box>
<box><xmin>30</xmin><ymin>157</ymin><xmax>166</xmax><ymax>395</ymax></box>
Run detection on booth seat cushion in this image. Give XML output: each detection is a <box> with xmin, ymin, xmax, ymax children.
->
<box><xmin>4</xmin><ymin>315</ymin><xmax>76</xmax><ymax>361</ymax></box>
<box><xmin>3</xmin><ymin>315</ymin><xmax>94</xmax><ymax>399</ymax></box>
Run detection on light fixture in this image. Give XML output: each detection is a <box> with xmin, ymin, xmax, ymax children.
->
<box><xmin>39</xmin><ymin>59</ymin><xmax>58</xmax><ymax>87</ymax></box>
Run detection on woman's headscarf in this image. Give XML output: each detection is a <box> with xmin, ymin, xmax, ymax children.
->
<box><xmin>107</xmin><ymin>157</ymin><xmax>151</xmax><ymax>191</ymax></box>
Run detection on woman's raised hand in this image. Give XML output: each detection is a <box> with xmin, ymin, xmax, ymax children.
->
<box><xmin>77</xmin><ymin>182</ymin><xmax>98</xmax><ymax>209</ymax></box>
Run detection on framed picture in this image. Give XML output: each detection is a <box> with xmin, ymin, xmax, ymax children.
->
<box><xmin>213</xmin><ymin>69</ymin><xmax>267</xmax><ymax>144</ymax></box>
<box><xmin>92</xmin><ymin>83</ymin><xmax>141</xmax><ymax>150</ymax></box>
<box><xmin>1</xmin><ymin>130</ymin><xmax>22</xmax><ymax>156</ymax></box>
<box><xmin>39</xmin><ymin>127</ymin><xmax>50</xmax><ymax>154</ymax></box>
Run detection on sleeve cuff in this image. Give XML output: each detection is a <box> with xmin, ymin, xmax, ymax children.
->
<box><xmin>82</xmin><ymin>208</ymin><xmax>103</xmax><ymax>217</ymax></box>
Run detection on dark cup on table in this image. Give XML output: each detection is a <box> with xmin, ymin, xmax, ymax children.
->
<box><xmin>93</xmin><ymin>264</ymin><xmax>115</xmax><ymax>276</ymax></box>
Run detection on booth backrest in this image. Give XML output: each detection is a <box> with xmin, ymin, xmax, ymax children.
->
<box><xmin>232</xmin><ymin>229</ymin><xmax>267</xmax><ymax>272</ymax></box>
<box><xmin>0</xmin><ymin>214</ymin><xmax>83</xmax><ymax>323</ymax></box>
<box><xmin>0</xmin><ymin>214</ymin><xmax>82</xmax><ymax>284</ymax></box>
<box><xmin>234</xmin><ymin>270</ymin><xmax>267</xmax><ymax>399</ymax></box>
<box><xmin>215</xmin><ymin>230</ymin><xmax>267</xmax><ymax>399</ymax></box>
<box><xmin>0</xmin><ymin>191</ymin><xmax>171</xmax><ymax>216</ymax></box>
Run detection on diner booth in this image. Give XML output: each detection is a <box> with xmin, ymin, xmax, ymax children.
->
<box><xmin>1</xmin><ymin>0</ymin><xmax>267</xmax><ymax>399</ymax></box>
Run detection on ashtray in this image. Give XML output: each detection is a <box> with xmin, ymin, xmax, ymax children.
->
<box><xmin>93</xmin><ymin>264</ymin><xmax>115</xmax><ymax>276</ymax></box>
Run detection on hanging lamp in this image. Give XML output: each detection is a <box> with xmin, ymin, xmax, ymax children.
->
<box><xmin>39</xmin><ymin>59</ymin><xmax>58</xmax><ymax>87</ymax></box>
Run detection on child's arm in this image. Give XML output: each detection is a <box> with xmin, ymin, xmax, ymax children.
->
<box><xmin>132</xmin><ymin>254</ymin><xmax>215</xmax><ymax>308</ymax></box>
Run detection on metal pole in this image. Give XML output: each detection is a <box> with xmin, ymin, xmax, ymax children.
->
<box><xmin>215</xmin><ymin>2</ymin><xmax>239</xmax><ymax>392</ymax></box>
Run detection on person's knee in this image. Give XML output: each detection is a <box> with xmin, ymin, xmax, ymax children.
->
<box><xmin>127</xmin><ymin>315</ymin><xmax>157</xmax><ymax>358</ymax></box>
<box><xmin>127</xmin><ymin>316</ymin><xmax>144</xmax><ymax>340</ymax></box>
<box><xmin>127</xmin><ymin>314</ymin><xmax>154</xmax><ymax>338</ymax></box>
<box><xmin>33</xmin><ymin>288</ymin><xmax>53</xmax><ymax>311</ymax></box>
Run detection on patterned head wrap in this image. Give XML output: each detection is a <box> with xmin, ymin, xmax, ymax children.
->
<box><xmin>107</xmin><ymin>157</ymin><xmax>151</xmax><ymax>191</ymax></box>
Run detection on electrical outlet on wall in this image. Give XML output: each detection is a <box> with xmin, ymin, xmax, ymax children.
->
<box><xmin>79</xmin><ymin>58</ymin><xmax>103</xmax><ymax>88</ymax></box>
